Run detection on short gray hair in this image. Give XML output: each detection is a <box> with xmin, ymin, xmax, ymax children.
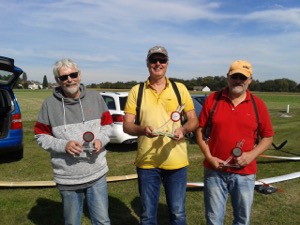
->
<box><xmin>53</xmin><ymin>58</ymin><xmax>79</xmax><ymax>78</ymax></box>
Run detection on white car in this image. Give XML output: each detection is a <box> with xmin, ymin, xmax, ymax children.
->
<box><xmin>100</xmin><ymin>91</ymin><xmax>137</xmax><ymax>144</ymax></box>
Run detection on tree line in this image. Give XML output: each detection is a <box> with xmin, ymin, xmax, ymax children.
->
<box><xmin>87</xmin><ymin>76</ymin><xmax>300</xmax><ymax>92</ymax></box>
<box><xmin>2</xmin><ymin>73</ymin><xmax>298</xmax><ymax>92</ymax></box>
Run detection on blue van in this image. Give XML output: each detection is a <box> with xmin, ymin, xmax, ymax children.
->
<box><xmin>0</xmin><ymin>56</ymin><xmax>23</xmax><ymax>160</ymax></box>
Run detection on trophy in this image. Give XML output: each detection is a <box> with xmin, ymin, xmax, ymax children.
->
<box><xmin>219</xmin><ymin>140</ymin><xmax>244</xmax><ymax>168</ymax></box>
<box><xmin>75</xmin><ymin>131</ymin><xmax>96</xmax><ymax>157</ymax></box>
<box><xmin>151</xmin><ymin>104</ymin><xmax>185</xmax><ymax>138</ymax></box>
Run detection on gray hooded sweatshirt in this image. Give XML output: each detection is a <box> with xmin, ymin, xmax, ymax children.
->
<box><xmin>34</xmin><ymin>84</ymin><xmax>113</xmax><ymax>186</ymax></box>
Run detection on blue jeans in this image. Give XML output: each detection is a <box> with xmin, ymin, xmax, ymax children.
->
<box><xmin>59</xmin><ymin>175</ymin><xmax>110</xmax><ymax>225</ymax></box>
<box><xmin>137</xmin><ymin>167</ymin><xmax>187</xmax><ymax>225</ymax></box>
<box><xmin>204</xmin><ymin>168</ymin><xmax>256</xmax><ymax>225</ymax></box>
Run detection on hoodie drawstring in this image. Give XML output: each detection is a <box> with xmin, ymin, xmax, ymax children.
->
<box><xmin>79</xmin><ymin>98</ymin><xmax>86</xmax><ymax>124</ymax></box>
<box><xmin>61</xmin><ymin>98</ymin><xmax>86</xmax><ymax>132</ymax></box>
<box><xmin>62</xmin><ymin>99</ymin><xmax>67</xmax><ymax>132</ymax></box>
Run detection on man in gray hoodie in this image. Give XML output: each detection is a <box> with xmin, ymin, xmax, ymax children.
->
<box><xmin>34</xmin><ymin>58</ymin><xmax>112</xmax><ymax>225</ymax></box>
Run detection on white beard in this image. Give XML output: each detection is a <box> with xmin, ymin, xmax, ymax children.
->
<box><xmin>62</xmin><ymin>83</ymin><xmax>80</xmax><ymax>97</ymax></box>
<box><xmin>231</xmin><ymin>85</ymin><xmax>245</xmax><ymax>95</ymax></box>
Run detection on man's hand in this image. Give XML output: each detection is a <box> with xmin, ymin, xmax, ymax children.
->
<box><xmin>65</xmin><ymin>141</ymin><xmax>83</xmax><ymax>155</ymax></box>
<box><xmin>145</xmin><ymin>126</ymin><xmax>158</xmax><ymax>138</ymax></box>
<box><xmin>236</xmin><ymin>151</ymin><xmax>256</xmax><ymax>167</ymax></box>
<box><xmin>206</xmin><ymin>155</ymin><xmax>225</xmax><ymax>170</ymax></box>
<box><xmin>93</xmin><ymin>139</ymin><xmax>102</xmax><ymax>152</ymax></box>
<box><xmin>172</xmin><ymin>127</ymin><xmax>187</xmax><ymax>141</ymax></box>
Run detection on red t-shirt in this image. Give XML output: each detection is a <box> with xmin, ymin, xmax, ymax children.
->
<box><xmin>199</xmin><ymin>88</ymin><xmax>274</xmax><ymax>174</ymax></box>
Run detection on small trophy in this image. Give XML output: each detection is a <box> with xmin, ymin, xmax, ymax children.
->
<box><xmin>219</xmin><ymin>140</ymin><xmax>244</xmax><ymax>168</ymax></box>
<box><xmin>82</xmin><ymin>131</ymin><xmax>96</xmax><ymax>153</ymax></box>
<box><xmin>75</xmin><ymin>131</ymin><xmax>96</xmax><ymax>157</ymax></box>
<box><xmin>151</xmin><ymin>104</ymin><xmax>185</xmax><ymax>138</ymax></box>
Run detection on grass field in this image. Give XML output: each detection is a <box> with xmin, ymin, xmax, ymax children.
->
<box><xmin>0</xmin><ymin>89</ymin><xmax>299</xmax><ymax>225</ymax></box>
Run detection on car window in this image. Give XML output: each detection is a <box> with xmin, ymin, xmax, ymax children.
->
<box><xmin>119</xmin><ymin>96</ymin><xmax>128</xmax><ymax>111</ymax></box>
<box><xmin>102</xmin><ymin>96</ymin><xmax>116</xmax><ymax>110</ymax></box>
<box><xmin>0</xmin><ymin>70</ymin><xmax>14</xmax><ymax>85</ymax></box>
<box><xmin>194</xmin><ymin>96</ymin><xmax>207</xmax><ymax>105</ymax></box>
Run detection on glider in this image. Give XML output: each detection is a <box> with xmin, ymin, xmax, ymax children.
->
<box><xmin>186</xmin><ymin>171</ymin><xmax>300</xmax><ymax>189</ymax></box>
<box><xmin>272</xmin><ymin>140</ymin><xmax>288</xmax><ymax>150</ymax></box>
<box><xmin>1</xmin><ymin>171</ymin><xmax>299</xmax><ymax>195</ymax></box>
<box><xmin>0</xmin><ymin>174</ymin><xmax>138</xmax><ymax>188</ymax></box>
<box><xmin>259</xmin><ymin>155</ymin><xmax>300</xmax><ymax>160</ymax></box>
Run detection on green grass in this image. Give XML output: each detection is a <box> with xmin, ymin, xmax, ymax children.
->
<box><xmin>0</xmin><ymin>90</ymin><xmax>299</xmax><ymax>225</ymax></box>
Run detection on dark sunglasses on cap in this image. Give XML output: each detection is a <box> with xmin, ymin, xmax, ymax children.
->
<box><xmin>230</xmin><ymin>73</ymin><xmax>248</xmax><ymax>81</ymax></box>
<box><xmin>58</xmin><ymin>72</ymin><xmax>79</xmax><ymax>81</ymax></box>
<box><xmin>148</xmin><ymin>57</ymin><xmax>168</xmax><ymax>64</ymax></box>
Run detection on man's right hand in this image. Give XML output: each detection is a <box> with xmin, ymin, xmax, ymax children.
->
<box><xmin>206</xmin><ymin>156</ymin><xmax>224</xmax><ymax>170</ymax></box>
<box><xmin>145</xmin><ymin>126</ymin><xmax>158</xmax><ymax>138</ymax></box>
<box><xmin>65</xmin><ymin>141</ymin><xmax>83</xmax><ymax>155</ymax></box>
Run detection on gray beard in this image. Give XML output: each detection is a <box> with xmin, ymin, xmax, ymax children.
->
<box><xmin>62</xmin><ymin>83</ymin><xmax>80</xmax><ymax>97</ymax></box>
<box><xmin>231</xmin><ymin>85</ymin><xmax>245</xmax><ymax>95</ymax></box>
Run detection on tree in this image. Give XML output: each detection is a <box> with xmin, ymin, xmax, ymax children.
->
<box><xmin>274</xmin><ymin>79</ymin><xmax>289</xmax><ymax>92</ymax></box>
<box><xmin>23</xmin><ymin>72</ymin><xmax>28</xmax><ymax>82</ymax></box>
<box><xmin>249</xmin><ymin>79</ymin><xmax>261</xmax><ymax>91</ymax></box>
<box><xmin>90</xmin><ymin>83</ymin><xmax>97</xmax><ymax>88</ymax></box>
<box><xmin>42</xmin><ymin>75</ymin><xmax>48</xmax><ymax>89</ymax></box>
<box><xmin>286</xmin><ymin>79</ymin><xmax>297</xmax><ymax>92</ymax></box>
<box><xmin>261</xmin><ymin>80</ymin><xmax>275</xmax><ymax>92</ymax></box>
<box><xmin>296</xmin><ymin>83</ymin><xmax>300</xmax><ymax>92</ymax></box>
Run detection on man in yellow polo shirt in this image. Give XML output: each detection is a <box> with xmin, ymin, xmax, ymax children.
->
<box><xmin>123</xmin><ymin>46</ymin><xmax>198</xmax><ymax>225</ymax></box>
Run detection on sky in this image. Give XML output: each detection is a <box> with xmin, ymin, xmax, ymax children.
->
<box><xmin>1</xmin><ymin>0</ymin><xmax>300</xmax><ymax>85</ymax></box>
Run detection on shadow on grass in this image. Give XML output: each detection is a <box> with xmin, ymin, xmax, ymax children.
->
<box><xmin>28</xmin><ymin>198</ymin><xmax>64</xmax><ymax>225</ymax></box>
<box><xmin>0</xmin><ymin>153</ymin><xmax>22</xmax><ymax>164</ymax></box>
<box><xmin>109</xmin><ymin>195</ymin><xmax>139</xmax><ymax>225</ymax></box>
<box><xmin>27</xmin><ymin>195</ymin><xmax>140</xmax><ymax>225</ymax></box>
<box><xmin>186</xmin><ymin>187</ymin><xmax>204</xmax><ymax>192</ymax></box>
<box><xmin>279</xmin><ymin>150</ymin><xmax>300</xmax><ymax>156</ymax></box>
<box><xmin>131</xmin><ymin>197</ymin><xmax>169</xmax><ymax>225</ymax></box>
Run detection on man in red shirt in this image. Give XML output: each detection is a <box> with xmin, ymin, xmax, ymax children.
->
<box><xmin>196</xmin><ymin>60</ymin><xmax>274</xmax><ymax>225</ymax></box>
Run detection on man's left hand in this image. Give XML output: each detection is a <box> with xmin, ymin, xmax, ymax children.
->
<box><xmin>93</xmin><ymin>139</ymin><xmax>102</xmax><ymax>152</ymax></box>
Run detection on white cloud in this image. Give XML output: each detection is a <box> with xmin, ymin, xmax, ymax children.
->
<box><xmin>1</xmin><ymin>0</ymin><xmax>299</xmax><ymax>84</ymax></box>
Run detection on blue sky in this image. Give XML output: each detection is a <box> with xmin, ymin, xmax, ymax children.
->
<box><xmin>1</xmin><ymin>0</ymin><xmax>300</xmax><ymax>84</ymax></box>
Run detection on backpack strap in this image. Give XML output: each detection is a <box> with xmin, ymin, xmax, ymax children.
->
<box><xmin>250</xmin><ymin>94</ymin><xmax>260</xmax><ymax>145</ymax></box>
<box><xmin>135</xmin><ymin>80</ymin><xmax>184</xmax><ymax>125</ymax></box>
<box><xmin>135</xmin><ymin>82</ymin><xmax>144</xmax><ymax>125</ymax></box>
<box><xmin>204</xmin><ymin>91</ymin><xmax>260</xmax><ymax>145</ymax></box>
<box><xmin>204</xmin><ymin>91</ymin><xmax>222</xmax><ymax>141</ymax></box>
<box><xmin>170</xmin><ymin>80</ymin><xmax>182</xmax><ymax>106</ymax></box>
<box><xmin>170</xmin><ymin>80</ymin><xmax>185</xmax><ymax>125</ymax></box>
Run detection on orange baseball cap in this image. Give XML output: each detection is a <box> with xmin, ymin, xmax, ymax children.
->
<box><xmin>228</xmin><ymin>60</ymin><xmax>252</xmax><ymax>77</ymax></box>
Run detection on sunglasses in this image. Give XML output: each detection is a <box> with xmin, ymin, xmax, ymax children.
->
<box><xmin>148</xmin><ymin>57</ymin><xmax>168</xmax><ymax>64</ymax></box>
<box><xmin>230</xmin><ymin>74</ymin><xmax>248</xmax><ymax>81</ymax></box>
<box><xmin>58</xmin><ymin>72</ymin><xmax>79</xmax><ymax>81</ymax></box>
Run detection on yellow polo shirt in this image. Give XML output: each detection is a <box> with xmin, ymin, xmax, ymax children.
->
<box><xmin>124</xmin><ymin>78</ymin><xmax>194</xmax><ymax>169</ymax></box>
